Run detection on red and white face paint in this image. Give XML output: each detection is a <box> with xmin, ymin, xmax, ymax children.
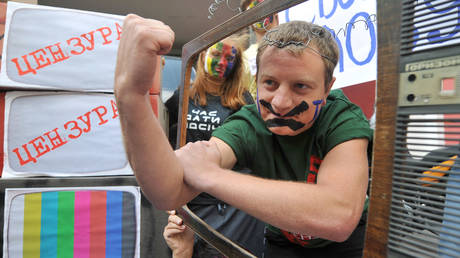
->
<box><xmin>204</xmin><ymin>41</ymin><xmax>237</xmax><ymax>79</ymax></box>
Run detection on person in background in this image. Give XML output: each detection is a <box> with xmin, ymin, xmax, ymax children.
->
<box><xmin>240</xmin><ymin>0</ymin><xmax>279</xmax><ymax>100</ymax></box>
<box><xmin>114</xmin><ymin>15</ymin><xmax>372</xmax><ymax>257</ymax></box>
<box><xmin>163</xmin><ymin>35</ymin><xmax>265</xmax><ymax>257</ymax></box>
<box><xmin>163</xmin><ymin>210</ymin><xmax>194</xmax><ymax>258</ymax></box>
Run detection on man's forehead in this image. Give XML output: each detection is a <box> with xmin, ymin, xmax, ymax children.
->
<box><xmin>259</xmin><ymin>46</ymin><xmax>300</xmax><ymax>66</ymax></box>
<box><xmin>260</xmin><ymin>45</ymin><xmax>284</xmax><ymax>58</ymax></box>
<box><xmin>260</xmin><ymin>45</ymin><xmax>324</xmax><ymax>65</ymax></box>
<box><xmin>258</xmin><ymin>46</ymin><xmax>326</xmax><ymax>85</ymax></box>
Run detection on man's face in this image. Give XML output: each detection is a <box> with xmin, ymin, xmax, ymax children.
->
<box><xmin>256</xmin><ymin>46</ymin><xmax>334</xmax><ymax>136</ymax></box>
<box><xmin>204</xmin><ymin>41</ymin><xmax>237</xmax><ymax>79</ymax></box>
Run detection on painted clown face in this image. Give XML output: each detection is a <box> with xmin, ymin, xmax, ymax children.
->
<box><xmin>256</xmin><ymin>46</ymin><xmax>334</xmax><ymax>136</ymax></box>
<box><xmin>204</xmin><ymin>41</ymin><xmax>237</xmax><ymax>79</ymax></box>
<box><xmin>247</xmin><ymin>0</ymin><xmax>273</xmax><ymax>30</ymax></box>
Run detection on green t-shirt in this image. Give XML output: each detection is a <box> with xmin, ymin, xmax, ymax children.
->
<box><xmin>212</xmin><ymin>89</ymin><xmax>373</xmax><ymax>247</ymax></box>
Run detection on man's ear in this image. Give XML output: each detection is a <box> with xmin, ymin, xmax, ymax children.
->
<box><xmin>326</xmin><ymin>77</ymin><xmax>335</xmax><ymax>94</ymax></box>
<box><xmin>323</xmin><ymin>76</ymin><xmax>335</xmax><ymax>105</ymax></box>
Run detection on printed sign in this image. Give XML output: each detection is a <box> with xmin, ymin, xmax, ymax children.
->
<box><xmin>3</xmin><ymin>186</ymin><xmax>140</xmax><ymax>258</ymax></box>
<box><xmin>2</xmin><ymin>91</ymin><xmax>133</xmax><ymax>177</ymax></box>
<box><xmin>0</xmin><ymin>2</ymin><xmax>124</xmax><ymax>92</ymax></box>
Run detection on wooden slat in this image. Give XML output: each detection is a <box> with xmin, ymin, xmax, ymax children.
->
<box><xmin>177</xmin><ymin>205</ymin><xmax>257</xmax><ymax>258</ymax></box>
<box><xmin>363</xmin><ymin>1</ymin><xmax>402</xmax><ymax>257</ymax></box>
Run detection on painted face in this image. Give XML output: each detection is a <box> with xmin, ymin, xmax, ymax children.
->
<box><xmin>247</xmin><ymin>0</ymin><xmax>273</xmax><ymax>30</ymax></box>
<box><xmin>247</xmin><ymin>0</ymin><xmax>263</xmax><ymax>9</ymax></box>
<box><xmin>256</xmin><ymin>46</ymin><xmax>334</xmax><ymax>136</ymax></box>
<box><xmin>204</xmin><ymin>41</ymin><xmax>237</xmax><ymax>79</ymax></box>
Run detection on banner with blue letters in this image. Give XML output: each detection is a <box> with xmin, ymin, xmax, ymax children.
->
<box><xmin>279</xmin><ymin>0</ymin><xmax>377</xmax><ymax>89</ymax></box>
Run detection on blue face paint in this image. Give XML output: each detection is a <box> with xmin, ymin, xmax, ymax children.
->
<box><xmin>308</xmin><ymin>99</ymin><xmax>323</xmax><ymax>124</ymax></box>
<box><xmin>222</xmin><ymin>47</ymin><xmax>237</xmax><ymax>78</ymax></box>
<box><xmin>256</xmin><ymin>87</ymin><xmax>261</xmax><ymax>116</ymax></box>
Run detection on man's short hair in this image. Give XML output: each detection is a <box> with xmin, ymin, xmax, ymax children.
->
<box><xmin>256</xmin><ymin>21</ymin><xmax>339</xmax><ymax>90</ymax></box>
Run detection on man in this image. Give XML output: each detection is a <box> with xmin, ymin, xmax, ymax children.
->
<box><xmin>114</xmin><ymin>15</ymin><xmax>373</xmax><ymax>257</ymax></box>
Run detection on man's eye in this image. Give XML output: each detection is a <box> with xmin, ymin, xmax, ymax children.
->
<box><xmin>264</xmin><ymin>80</ymin><xmax>276</xmax><ymax>88</ymax></box>
<box><xmin>294</xmin><ymin>83</ymin><xmax>309</xmax><ymax>89</ymax></box>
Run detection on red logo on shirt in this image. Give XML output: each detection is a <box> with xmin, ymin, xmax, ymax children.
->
<box><xmin>307</xmin><ymin>155</ymin><xmax>322</xmax><ymax>183</ymax></box>
<box><xmin>281</xmin><ymin>229</ymin><xmax>317</xmax><ymax>247</ymax></box>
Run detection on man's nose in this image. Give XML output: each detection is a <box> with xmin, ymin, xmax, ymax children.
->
<box><xmin>270</xmin><ymin>86</ymin><xmax>293</xmax><ymax>116</ymax></box>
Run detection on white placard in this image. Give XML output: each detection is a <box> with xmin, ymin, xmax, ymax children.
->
<box><xmin>3</xmin><ymin>186</ymin><xmax>141</xmax><ymax>258</ymax></box>
<box><xmin>2</xmin><ymin>91</ymin><xmax>133</xmax><ymax>177</ymax></box>
<box><xmin>0</xmin><ymin>2</ymin><xmax>124</xmax><ymax>92</ymax></box>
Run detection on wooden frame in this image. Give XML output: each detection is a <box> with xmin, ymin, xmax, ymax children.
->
<box><xmin>363</xmin><ymin>1</ymin><xmax>401</xmax><ymax>257</ymax></box>
<box><xmin>175</xmin><ymin>0</ymin><xmax>398</xmax><ymax>257</ymax></box>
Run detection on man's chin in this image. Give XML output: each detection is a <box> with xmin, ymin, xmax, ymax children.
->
<box><xmin>264</xmin><ymin>118</ymin><xmax>306</xmax><ymax>135</ymax></box>
<box><xmin>268</xmin><ymin>126</ymin><xmax>304</xmax><ymax>136</ymax></box>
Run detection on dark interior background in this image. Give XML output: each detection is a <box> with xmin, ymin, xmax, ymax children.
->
<box><xmin>38</xmin><ymin>0</ymin><xmax>243</xmax><ymax>56</ymax></box>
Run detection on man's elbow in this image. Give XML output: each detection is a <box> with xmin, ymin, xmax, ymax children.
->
<box><xmin>141</xmin><ymin>189</ymin><xmax>185</xmax><ymax>211</ymax></box>
<box><xmin>326</xmin><ymin>211</ymin><xmax>362</xmax><ymax>242</ymax></box>
<box><xmin>154</xmin><ymin>202</ymin><xmax>181</xmax><ymax>211</ymax></box>
<box><xmin>295</xmin><ymin>208</ymin><xmax>362</xmax><ymax>242</ymax></box>
<box><xmin>329</xmin><ymin>223</ymin><xmax>357</xmax><ymax>242</ymax></box>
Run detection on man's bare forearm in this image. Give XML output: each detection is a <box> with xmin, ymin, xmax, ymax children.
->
<box><xmin>116</xmin><ymin>91</ymin><xmax>191</xmax><ymax>209</ymax></box>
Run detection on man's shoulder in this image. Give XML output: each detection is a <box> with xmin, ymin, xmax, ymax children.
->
<box><xmin>327</xmin><ymin>89</ymin><xmax>349</xmax><ymax>102</ymax></box>
<box><xmin>228</xmin><ymin>104</ymin><xmax>259</xmax><ymax>121</ymax></box>
<box><xmin>324</xmin><ymin>89</ymin><xmax>367</xmax><ymax>120</ymax></box>
<box><xmin>213</xmin><ymin>104</ymin><xmax>265</xmax><ymax>137</ymax></box>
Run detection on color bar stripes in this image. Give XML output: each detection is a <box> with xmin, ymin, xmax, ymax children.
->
<box><xmin>90</xmin><ymin>191</ymin><xmax>106</xmax><ymax>258</ymax></box>
<box><xmin>7</xmin><ymin>190</ymin><xmax>137</xmax><ymax>258</ymax></box>
<box><xmin>23</xmin><ymin>193</ymin><xmax>41</xmax><ymax>258</ymax></box>
<box><xmin>74</xmin><ymin>191</ymin><xmax>90</xmax><ymax>258</ymax></box>
<box><xmin>41</xmin><ymin>191</ymin><xmax>58</xmax><ymax>258</ymax></box>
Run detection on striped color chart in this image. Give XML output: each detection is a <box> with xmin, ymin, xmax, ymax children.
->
<box><xmin>7</xmin><ymin>190</ymin><xmax>137</xmax><ymax>258</ymax></box>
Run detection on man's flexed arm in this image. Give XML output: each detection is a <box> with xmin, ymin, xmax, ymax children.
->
<box><xmin>114</xmin><ymin>14</ymin><xmax>195</xmax><ymax>210</ymax></box>
<box><xmin>181</xmin><ymin>138</ymin><xmax>369</xmax><ymax>242</ymax></box>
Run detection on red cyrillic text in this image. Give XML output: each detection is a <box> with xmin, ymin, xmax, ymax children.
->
<box><xmin>12</xmin><ymin>99</ymin><xmax>118</xmax><ymax>166</ymax></box>
<box><xmin>10</xmin><ymin>22</ymin><xmax>122</xmax><ymax>77</ymax></box>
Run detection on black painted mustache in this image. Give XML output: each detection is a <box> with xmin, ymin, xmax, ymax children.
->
<box><xmin>259</xmin><ymin>100</ymin><xmax>309</xmax><ymax>117</ymax></box>
<box><xmin>265</xmin><ymin>118</ymin><xmax>305</xmax><ymax>131</ymax></box>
